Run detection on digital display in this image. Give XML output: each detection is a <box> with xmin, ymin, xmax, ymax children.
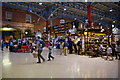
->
<box><xmin>43</xmin><ymin>27</ymin><xmax>46</xmax><ymax>30</ymax></box>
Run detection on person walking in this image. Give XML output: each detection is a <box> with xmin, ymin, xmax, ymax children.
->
<box><xmin>29</xmin><ymin>43</ymin><xmax>34</xmax><ymax>53</ymax></box>
<box><xmin>1</xmin><ymin>39</ymin><xmax>4</xmax><ymax>51</ymax></box>
<box><xmin>115</xmin><ymin>41</ymin><xmax>120</xmax><ymax>60</ymax></box>
<box><xmin>77</xmin><ymin>39</ymin><xmax>82</xmax><ymax>55</ymax></box>
<box><xmin>10</xmin><ymin>41</ymin><xmax>14</xmax><ymax>52</ymax></box>
<box><xmin>47</xmin><ymin>43</ymin><xmax>54</xmax><ymax>61</ymax></box>
<box><xmin>60</xmin><ymin>41</ymin><xmax>63</xmax><ymax>55</ymax></box>
<box><xmin>106</xmin><ymin>45</ymin><xmax>113</xmax><ymax>60</ymax></box>
<box><xmin>99</xmin><ymin>43</ymin><xmax>103</xmax><ymax>58</ymax></box>
<box><xmin>36</xmin><ymin>37</ymin><xmax>45</xmax><ymax>63</ymax></box>
<box><xmin>73</xmin><ymin>38</ymin><xmax>77</xmax><ymax>54</ymax></box>
<box><xmin>69</xmin><ymin>38</ymin><xmax>73</xmax><ymax>54</ymax></box>
<box><xmin>63</xmin><ymin>40</ymin><xmax>69</xmax><ymax>56</ymax></box>
<box><xmin>14</xmin><ymin>43</ymin><xmax>18</xmax><ymax>53</ymax></box>
<box><xmin>111</xmin><ymin>41</ymin><xmax>115</xmax><ymax>56</ymax></box>
<box><xmin>6</xmin><ymin>39</ymin><xmax>9</xmax><ymax>48</ymax></box>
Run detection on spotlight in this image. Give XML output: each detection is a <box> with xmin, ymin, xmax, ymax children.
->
<box><xmin>39</xmin><ymin>3</ymin><xmax>42</xmax><ymax>5</ymax></box>
<box><xmin>25</xmin><ymin>32</ymin><xmax>28</xmax><ymax>34</ymax></box>
<box><xmin>113</xmin><ymin>21</ymin><xmax>115</xmax><ymax>23</ymax></box>
<box><xmin>99</xmin><ymin>23</ymin><xmax>101</xmax><ymax>25</ymax></box>
<box><xmin>74</xmin><ymin>18</ymin><xmax>76</xmax><ymax>20</ymax></box>
<box><xmin>109</xmin><ymin>9</ymin><xmax>112</xmax><ymax>12</ymax></box>
<box><xmin>109</xmin><ymin>7</ymin><xmax>112</xmax><ymax>12</ymax></box>
<box><xmin>112</xmin><ymin>24</ymin><xmax>114</xmax><ymax>28</ymax></box>
<box><xmin>64</xmin><ymin>6</ymin><xmax>66</xmax><ymax>11</ymax></box>
<box><xmin>101</xmin><ymin>17</ymin><xmax>103</xmax><ymax>20</ymax></box>
<box><xmin>51</xmin><ymin>14</ymin><xmax>53</xmax><ymax>16</ymax></box>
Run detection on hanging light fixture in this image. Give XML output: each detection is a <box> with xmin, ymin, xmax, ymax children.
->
<box><xmin>99</xmin><ymin>23</ymin><xmax>101</xmax><ymax>25</ymax></box>
<box><xmin>29</xmin><ymin>8</ymin><xmax>32</xmax><ymax>12</ymax></box>
<box><xmin>39</xmin><ymin>2</ymin><xmax>42</xmax><ymax>5</ymax></box>
<box><xmin>101</xmin><ymin>17</ymin><xmax>103</xmax><ymax>20</ymax></box>
<box><xmin>112</xmin><ymin>24</ymin><xmax>114</xmax><ymax>28</ymax></box>
<box><xmin>113</xmin><ymin>21</ymin><xmax>115</xmax><ymax>23</ymax></box>
<box><xmin>74</xmin><ymin>18</ymin><xmax>76</xmax><ymax>20</ymax></box>
<box><xmin>109</xmin><ymin>7</ymin><xmax>112</xmax><ymax>12</ymax></box>
<box><xmin>51</xmin><ymin>13</ymin><xmax>53</xmax><ymax>16</ymax></box>
<box><xmin>64</xmin><ymin>6</ymin><xmax>66</xmax><ymax>11</ymax></box>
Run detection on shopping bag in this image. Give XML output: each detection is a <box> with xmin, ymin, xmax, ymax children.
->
<box><xmin>32</xmin><ymin>51</ymin><xmax>38</xmax><ymax>58</ymax></box>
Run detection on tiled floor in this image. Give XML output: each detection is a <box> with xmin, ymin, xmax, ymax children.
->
<box><xmin>2</xmin><ymin>47</ymin><xmax>119</xmax><ymax>78</ymax></box>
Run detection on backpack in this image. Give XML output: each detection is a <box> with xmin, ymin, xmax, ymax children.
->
<box><xmin>39</xmin><ymin>40</ymin><xmax>45</xmax><ymax>48</ymax></box>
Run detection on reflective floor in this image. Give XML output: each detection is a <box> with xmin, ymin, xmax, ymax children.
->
<box><xmin>2</xmin><ymin>48</ymin><xmax>119</xmax><ymax>78</ymax></box>
<box><xmin>0</xmin><ymin>50</ymin><xmax>2</xmax><ymax>79</ymax></box>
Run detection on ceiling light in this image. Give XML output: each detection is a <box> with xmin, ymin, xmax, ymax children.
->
<box><xmin>64</xmin><ymin>6</ymin><xmax>66</xmax><ymax>11</ymax></box>
<box><xmin>85</xmin><ymin>19</ymin><xmax>88</xmax><ymax>23</ymax></box>
<box><xmin>99</xmin><ymin>23</ymin><xmax>101</xmax><ymax>25</ymax></box>
<box><xmin>112</xmin><ymin>24</ymin><xmax>114</xmax><ymax>28</ymax></box>
<box><xmin>109</xmin><ymin>7</ymin><xmax>113</xmax><ymax>12</ymax></box>
<box><xmin>101</xmin><ymin>17</ymin><xmax>103</xmax><ymax>20</ymax></box>
<box><xmin>39</xmin><ymin>3</ymin><xmax>42</xmax><ymax>5</ymax></box>
<box><xmin>3</xmin><ymin>27</ymin><xmax>11</xmax><ymax>30</ymax></box>
<box><xmin>84</xmin><ymin>32</ymin><xmax>87</xmax><ymax>35</ymax></box>
<box><xmin>25</xmin><ymin>32</ymin><xmax>28</xmax><ymax>34</ymax></box>
<box><xmin>85</xmin><ymin>0</ymin><xmax>88</xmax><ymax>2</ymax></box>
<box><xmin>101</xmin><ymin>29</ymin><xmax>104</xmax><ymax>32</ymax></box>
<box><xmin>109</xmin><ymin>9</ymin><xmax>112</xmax><ymax>12</ymax></box>
<box><xmin>51</xmin><ymin>14</ymin><xmax>53</xmax><ymax>16</ymax></box>
<box><xmin>64</xmin><ymin>8</ymin><xmax>66</xmax><ymax>11</ymax></box>
<box><xmin>30</xmin><ymin>10</ymin><xmax>32</xmax><ymax>12</ymax></box>
<box><xmin>113</xmin><ymin>21</ymin><xmax>115</xmax><ymax>23</ymax></box>
<box><xmin>73</xmin><ymin>25</ymin><xmax>75</xmax><ymax>29</ymax></box>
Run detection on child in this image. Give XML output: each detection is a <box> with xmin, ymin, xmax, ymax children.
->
<box><xmin>48</xmin><ymin>43</ymin><xmax>54</xmax><ymax>61</ymax></box>
<box><xmin>29</xmin><ymin>43</ymin><xmax>34</xmax><ymax>53</ymax></box>
<box><xmin>106</xmin><ymin>45</ymin><xmax>113</xmax><ymax>60</ymax></box>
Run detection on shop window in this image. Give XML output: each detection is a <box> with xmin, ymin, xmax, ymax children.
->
<box><xmin>6</xmin><ymin>11</ymin><xmax>12</xmax><ymax>21</ymax></box>
<box><xmin>26</xmin><ymin>14</ymin><xmax>31</xmax><ymax>23</ymax></box>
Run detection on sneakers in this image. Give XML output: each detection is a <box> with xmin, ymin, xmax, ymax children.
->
<box><xmin>37</xmin><ymin>62</ymin><xmax>41</xmax><ymax>63</ymax></box>
<box><xmin>43</xmin><ymin>59</ymin><xmax>45</xmax><ymax>62</ymax></box>
<box><xmin>47</xmin><ymin>59</ymin><xmax>51</xmax><ymax>61</ymax></box>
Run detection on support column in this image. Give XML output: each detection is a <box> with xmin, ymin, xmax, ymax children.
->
<box><xmin>87</xmin><ymin>5</ymin><xmax>91</xmax><ymax>28</ymax></box>
<box><xmin>46</xmin><ymin>20</ymin><xmax>48</xmax><ymax>34</ymax></box>
<box><xmin>45</xmin><ymin>20</ymin><xmax>49</xmax><ymax>47</ymax></box>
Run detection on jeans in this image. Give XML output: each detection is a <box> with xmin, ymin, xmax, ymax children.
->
<box><xmin>38</xmin><ymin>50</ymin><xmax>45</xmax><ymax>62</ymax></box>
<box><xmin>60</xmin><ymin>48</ymin><xmax>63</xmax><ymax>55</ymax></box>
<box><xmin>14</xmin><ymin>47</ymin><xmax>18</xmax><ymax>52</ymax></box>
<box><xmin>78</xmin><ymin>46</ymin><xmax>81</xmax><ymax>55</ymax></box>
<box><xmin>64</xmin><ymin>47</ymin><xmax>68</xmax><ymax>56</ymax></box>
<box><xmin>31</xmin><ymin>48</ymin><xmax>34</xmax><ymax>53</ymax></box>
<box><xmin>48</xmin><ymin>53</ymin><xmax>54</xmax><ymax>60</ymax></box>
<box><xmin>74</xmin><ymin>44</ymin><xmax>77</xmax><ymax>53</ymax></box>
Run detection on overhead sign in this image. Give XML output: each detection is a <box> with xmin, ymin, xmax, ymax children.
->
<box><xmin>60</xmin><ymin>19</ymin><xmax>65</xmax><ymax>24</ymax></box>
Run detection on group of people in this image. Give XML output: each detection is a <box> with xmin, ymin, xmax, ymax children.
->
<box><xmin>59</xmin><ymin>38</ymin><xmax>82</xmax><ymax>56</ymax></box>
<box><xmin>35</xmin><ymin>37</ymin><xmax>54</xmax><ymax>63</ymax></box>
<box><xmin>83</xmin><ymin>40</ymin><xmax>120</xmax><ymax>60</ymax></box>
<box><xmin>58</xmin><ymin>37</ymin><xmax>120</xmax><ymax>61</ymax></box>
<box><xmin>1</xmin><ymin>35</ymin><xmax>120</xmax><ymax>63</ymax></box>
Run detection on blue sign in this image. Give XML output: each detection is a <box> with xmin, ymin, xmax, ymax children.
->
<box><xmin>43</xmin><ymin>27</ymin><xmax>46</xmax><ymax>30</ymax></box>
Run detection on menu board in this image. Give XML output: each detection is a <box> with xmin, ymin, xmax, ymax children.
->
<box><xmin>50</xmin><ymin>21</ymin><xmax>76</xmax><ymax>34</ymax></box>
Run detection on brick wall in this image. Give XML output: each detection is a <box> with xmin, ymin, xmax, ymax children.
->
<box><xmin>2</xmin><ymin>7</ymin><xmax>38</xmax><ymax>23</ymax></box>
<box><xmin>2</xmin><ymin>7</ymin><xmax>79</xmax><ymax>33</ymax></box>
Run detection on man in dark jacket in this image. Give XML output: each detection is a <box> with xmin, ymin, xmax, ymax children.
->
<box><xmin>68</xmin><ymin>38</ymin><xmax>73</xmax><ymax>54</ymax></box>
<box><xmin>77</xmin><ymin>39</ymin><xmax>82</xmax><ymax>55</ymax></box>
<box><xmin>36</xmin><ymin>37</ymin><xmax>45</xmax><ymax>63</ymax></box>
